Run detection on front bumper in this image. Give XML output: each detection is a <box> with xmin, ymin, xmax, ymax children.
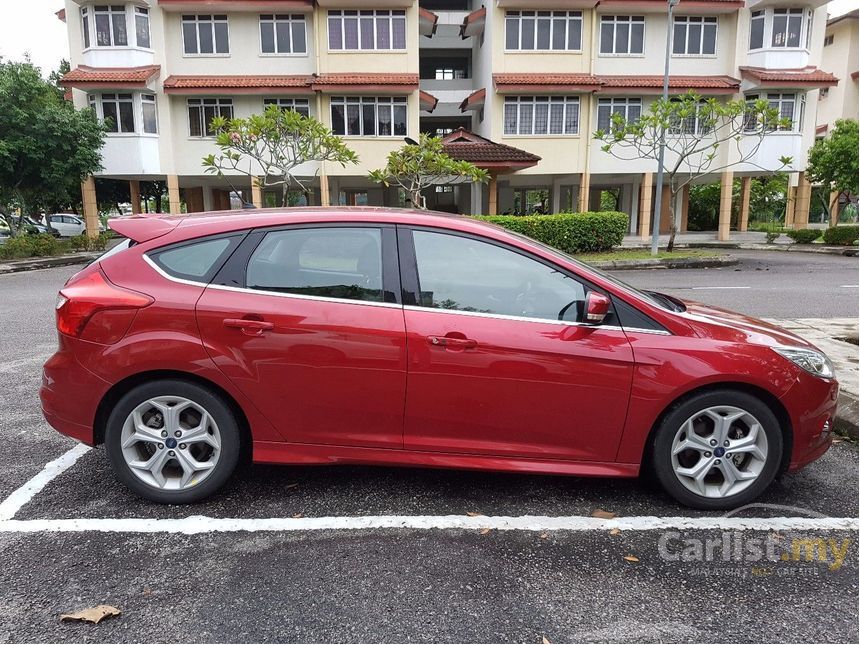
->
<box><xmin>782</xmin><ymin>370</ymin><xmax>840</xmax><ymax>472</ymax></box>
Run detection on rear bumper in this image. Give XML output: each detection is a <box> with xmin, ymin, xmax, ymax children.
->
<box><xmin>40</xmin><ymin>339</ymin><xmax>111</xmax><ymax>446</ymax></box>
<box><xmin>783</xmin><ymin>372</ymin><xmax>840</xmax><ymax>472</ymax></box>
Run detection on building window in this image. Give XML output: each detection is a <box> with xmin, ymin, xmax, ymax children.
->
<box><xmin>668</xmin><ymin>99</ymin><xmax>712</xmax><ymax>136</ymax></box>
<box><xmin>187</xmin><ymin>98</ymin><xmax>233</xmax><ymax>137</ymax></box>
<box><xmin>260</xmin><ymin>14</ymin><xmax>307</xmax><ymax>54</ymax></box>
<box><xmin>503</xmin><ymin>96</ymin><xmax>580</xmax><ymax>136</ymax></box>
<box><xmin>504</xmin><ymin>11</ymin><xmax>582</xmax><ymax>51</ymax></box>
<box><xmin>141</xmin><ymin>94</ymin><xmax>157</xmax><ymax>134</ymax></box>
<box><xmin>672</xmin><ymin>16</ymin><xmax>717</xmax><ymax>55</ymax></box>
<box><xmin>749</xmin><ymin>8</ymin><xmax>813</xmax><ymax>51</ymax></box>
<box><xmin>263</xmin><ymin>97</ymin><xmax>310</xmax><ymax>116</ymax></box>
<box><xmin>94</xmin><ymin>5</ymin><xmax>128</xmax><ymax>47</ymax></box>
<box><xmin>824</xmin><ymin>34</ymin><xmax>834</xmax><ymax>46</ymax></box>
<box><xmin>744</xmin><ymin>92</ymin><xmax>803</xmax><ymax>132</ymax></box>
<box><xmin>328</xmin><ymin>10</ymin><xmax>406</xmax><ymax>51</ymax></box>
<box><xmin>135</xmin><ymin>7</ymin><xmax>150</xmax><ymax>49</ymax></box>
<box><xmin>599</xmin><ymin>15</ymin><xmax>645</xmax><ymax>55</ymax></box>
<box><xmin>596</xmin><ymin>98</ymin><xmax>641</xmax><ymax>132</ymax></box>
<box><xmin>330</xmin><ymin>96</ymin><xmax>407</xmax><ymax>136</ymax></box>
<box><xmin>819</xmin><ymin>87</ymin><xmax>829</xmax><ymax>100</ymax></box>
<box><xmin>89</xmin><ymin>93</ymin><xmax>136</xmax><ymax>133</ymax></box>
<box><xmin>182</xmin><ymin>15</ymin><xmax>229</xmax><ymax>55</ymax></box>
<box><xmin>81</xmin><ymin>7</ymin><xmax>91</xmax><ymax>49</ymax></box>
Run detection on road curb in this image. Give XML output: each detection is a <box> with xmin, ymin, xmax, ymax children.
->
<box><xmin>835</xmin><ymin>392</ymin><xmax>859</xmax><ymax>440</ymax></box>
<box><xmin>622</xmin><ymin>242</ymin><xmax>859</xmax><ymax>256</ymax></box>
<box><xmin>586</xmin><ymin>256</ymin><xmax>738</xmax><ymax>271</ymax></box>
<box><xmin>0</xmin><ymin>253</ymin><xmax>100</xmax><ymax>275</ymax></box>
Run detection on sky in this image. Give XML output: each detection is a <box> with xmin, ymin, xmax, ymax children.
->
<box><xmin>0</xmin><ymin>0</ymin><xmax>857</xmax><ymax>78</ymax></box>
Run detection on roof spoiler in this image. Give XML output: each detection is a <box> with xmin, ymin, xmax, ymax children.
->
<box><xmin>108</xmin><ymin>215</ymin><xmax>181</xmax><ymax>243</ymax></box>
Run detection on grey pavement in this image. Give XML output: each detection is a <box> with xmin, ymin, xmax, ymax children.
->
<box><xmin>0</xmin><ymin>261</ymin><xmax>857</xmax><ymax>643</ymax></box>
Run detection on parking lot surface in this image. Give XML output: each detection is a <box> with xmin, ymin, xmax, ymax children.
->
<box><xmin>0</xmin><ymin>258</ymin><xmax>857</xmax><ymax>643</ymax></box>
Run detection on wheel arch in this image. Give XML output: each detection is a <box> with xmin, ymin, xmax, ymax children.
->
<box><xmin>93</xmin><ymin>369</ymin><xmax>253</xmax><ymax>463</ymax></box>
<box><xmin>640</xmin><ymin>381</ymin><xmax>794</xmax><ymax>476</ymax></box>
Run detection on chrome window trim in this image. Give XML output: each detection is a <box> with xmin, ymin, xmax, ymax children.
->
<box><xmin>143</xmin><ymin>254</ymin><xmax>401</xmax><ymax>310</ymax></box>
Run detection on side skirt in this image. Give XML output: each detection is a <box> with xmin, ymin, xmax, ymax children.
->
<box><xmin>252</xmin><ymin>441</ymin><xmax>640</xmax><ymax>478</ymax></box>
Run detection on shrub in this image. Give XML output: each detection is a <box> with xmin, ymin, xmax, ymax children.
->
<box><xmin>786</xmin><ymin>228</ymin><xmax>821</xmax><ymax>244</ymax></box>
<box><xmin>68</xmin><ymin>232</ymin><xmax>111</xmax><ymax>252</ymax></box>
<box><xmin>0</xmin><ymin>234</ymin><xmax>68</xmax><ymax>260</ymax></box>
<box><xmin>474</xmin><ymin>212</ymin><xmax>628</xmax><ymax>254</ymax></box>
<box><xmin>822</xmin><ymin>225</ymin><xmax>859</xmax><ymax>246</ymax></box>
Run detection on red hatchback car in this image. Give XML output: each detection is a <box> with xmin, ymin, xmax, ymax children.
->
<box><xmin>41</xmin><ymin>208</ymin><xmax>839</xmax><ymax>509</ymax></box>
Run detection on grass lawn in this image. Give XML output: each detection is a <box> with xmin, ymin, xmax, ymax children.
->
<box><xmin>576</xmin><ymin>249</ymin><xmax>726</xmax><ymax>262</ymax></box>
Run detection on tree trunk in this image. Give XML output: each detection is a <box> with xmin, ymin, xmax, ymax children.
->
<box><xmin>666</xmin><ymin>180</ymin><xmax>679</xmax><ymax>253</ymax></box>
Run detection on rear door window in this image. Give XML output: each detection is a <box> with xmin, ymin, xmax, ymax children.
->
<box><xmin>149</xmin><ymin>235</ymin><xmax>242</xmax><ymax>282</ymax></box>
<box><xmin>245</xmin><ymin>227</ymin><xmax>384</xmax><ymax>303</ymax></box>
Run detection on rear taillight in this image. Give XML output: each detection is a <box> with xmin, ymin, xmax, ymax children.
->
<box><xmin>56</xmin><ymin>269</ymin><xmax>153</xmax><ymax>344</ymax></box>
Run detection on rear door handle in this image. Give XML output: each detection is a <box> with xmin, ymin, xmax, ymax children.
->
<box><xmin>223</xmin><ymin>318</ymin><xmax>274</xmax><ymax>336</ymax></box>
<box><xmin>427</xmin><ymin>335</ymin><xmax>478</xmax><ymax>350</ymax></box>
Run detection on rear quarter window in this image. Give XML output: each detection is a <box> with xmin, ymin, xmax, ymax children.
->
<box><xmin>149</xmin><ymin>234</ymin><xmax>243</xmax><ymax>283</ymax></box>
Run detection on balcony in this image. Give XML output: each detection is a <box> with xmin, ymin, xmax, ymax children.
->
<box><xmin>98</xmin><ymin>136</ymin><xmax>161</xmax><ymax>176</ymax></box>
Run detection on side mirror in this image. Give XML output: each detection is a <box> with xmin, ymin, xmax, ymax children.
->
<box><xmin>584</xmin><ymin>291</ymin><xmax>610</xmax><ymax>325</ymax></box>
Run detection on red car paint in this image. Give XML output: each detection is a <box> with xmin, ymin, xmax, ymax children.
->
<box><xmin>41</xmin><ymin>208</ymin><xmax>838</xmax><ymax>478</ymax></box>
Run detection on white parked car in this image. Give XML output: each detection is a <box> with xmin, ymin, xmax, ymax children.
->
<box><xmin>46</xmin><ymin>214</ymin><xmax>86</xmax><ymax>237</ymax></box>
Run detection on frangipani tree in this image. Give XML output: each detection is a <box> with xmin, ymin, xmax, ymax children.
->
<box><xmin>594</xmin><ymin>92</ymin><xmax>792</xmax><ymax>250</ymax></box>
<box><xmin>203</xmin><ymin>106</ymin><xmax>359</xmax><ymax>207</ymax></box>
<box><xmin>368</xmin><ymin>134</ymin><xmax>488</xmax><ymax>209</ymax></box>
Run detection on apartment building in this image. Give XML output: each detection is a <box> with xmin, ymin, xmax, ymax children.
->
<box><xmin>60</xmin><ymin>0</ymin><xmax>837</xmax><ymax>238</ymax></box>
<box><xmin>817</xmin><ymin>9</ymin><xmax>858</xmax><ymax>134</ymax></box>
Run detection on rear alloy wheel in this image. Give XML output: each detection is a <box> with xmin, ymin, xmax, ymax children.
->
<box><xmin>106</xmin><ymin>380</ymin><xmax>240</xmax><ymax>503</ymax></box>
<box><xmin>652</xmin><ymin>390</ymin><xmax>783</xmax><ymax>510</ymax></box>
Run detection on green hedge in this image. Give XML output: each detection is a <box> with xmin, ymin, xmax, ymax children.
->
<box><xmin>822</xmin><ymin>225</ymin><xmax>859</xmax><ymax>246</ymax></box>
<box><xmin>0</xmin><ymin>231</ymin><xmax>111</xmax><ymax>260</ymax></box>
<box><xmin>786</xmin><ymin>228</ymin><xmax>821</xmax><ymax>244</ymax></box>
<box><xmin>474</xmin><ymin>212</ymin><xmax>628</xmax><ymax>254</ymax></box>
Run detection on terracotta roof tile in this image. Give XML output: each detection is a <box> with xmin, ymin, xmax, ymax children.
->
<box><xmin>441</xmin><ymin>128</ymin><xmax>540</xmax><ymax>168</ymax></box>
<box><xmin>598</xmin><ymin>75</ymin><xmax>740</xmax><ymax>90</ymax></box>
<box><xmin>419</xmin><ymin>90</ymin><xmax>438</xmax><ymax>112</ymax></box>
<box><xmin>460</xmin><ymin>6</ymin><xmax>487</xmax><ymax>38</ymax></box>
<box><xmin>163</xmin><ymin>75</ymin><xmax>311</xmax><ymax>90</ymax></box>
<box><xmin>459</xmin><ymin>88</ymin><xmax>486</xmax><ymax>112</ymax></box>
<box><xmin>494</xmin><ymin>73</ymin><xmax>602</xmax><ymax>89</ymax></box>
<box><xmin>62</xmin><ymin>65</ymin><xmax>160</xmax><ymax>87</ymax></box>
<box><xmin>738</xmin><ymin>66</ymin><xmax>839</xmax><ymax>87</ymax></box>
<box><xmin>311</xmin><ymin>73</ymin><xmax>419</xmax><ymax>88</ymax></box>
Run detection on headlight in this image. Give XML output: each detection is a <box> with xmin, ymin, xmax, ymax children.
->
<box><xmin>773</xmin><ymin>346</ymin><xmax>835</xmax><ymax>379</ymax></box>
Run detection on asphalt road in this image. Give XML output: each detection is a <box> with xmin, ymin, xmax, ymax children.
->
<box><xmin>0</xmin><ymin>256</ymin><xmax>857</xmax><ymax>643</ymax></box>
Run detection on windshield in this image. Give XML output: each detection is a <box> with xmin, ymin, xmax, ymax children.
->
<box><xmin>498</xmin><ymin>228</ymin><xmax>682</xmax><ymax>312</ymax></box>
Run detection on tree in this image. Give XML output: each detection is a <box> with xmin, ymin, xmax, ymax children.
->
<box><xmin>47</xmin><ymin>59</ymin><xmax>71</xmax><ymax>102</ymax></box>
<box><xmin>368</xmin><ymin>134</ymin><xmax>489</xmax><ymax>209</ymax></box>
<box><xmin>806</xmin><ymin>119</ymin><xmax>859</xmax><ymax>220</ymax></box>
<box><xmin>203</xmin><ymin>106</ymin><xmax>358</xmax><ymax>207</ymax></box>
<box><xmin>95</xmin><ymin>178</ymin><xmax>130</xmax><ymax>216</ymax></box>
<box><xmin>0</xmin><ymin>60</ymin><xmax>105</xmax><ymax>235</ymax></box>
<box><xmin>141</xmin><ymin>180</ymin><xmax>168</xmax><ymax>213</ymax></box>
<box><xmin>594</xmin><ymin>92</ymin><xmax>791</xmax><ymax>251</ymax></box>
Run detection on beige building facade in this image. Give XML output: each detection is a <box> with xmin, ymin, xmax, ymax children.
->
<box><xmin>60</xmin><ymin>0</ymin><xmax>839</xmax><ymax>238</ymax></box>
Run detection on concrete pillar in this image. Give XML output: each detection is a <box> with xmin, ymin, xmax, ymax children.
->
<box><xmin>487</xmin><ymin>172</ymin><xmax>498</xmax><ymax>216</ymax></box>
<box><xmin>739</xmin><ymin>176</ymin><xmax>752</xmax><ymax>232</ymax></box>
<box><xmin>81</xmin><ymin>176</ymin><xmax>99</xmax><ymax>239</ymax></box>
<box><xmin>718</xmin><ymin>170</ymin><xmax>733</xmax><ymax>241</ymax></box>
<box><xmin>577</xmin><ymin>172</ymin><xmax>590</xmax><ymax>213</ymax></box>
<box><xmin>784</xmin><ymin>185</ymin><xmax>797</xmax><ymax>228</ymax></box>
<box><xmin>167</xmin><ymin>174</ymin><xmax>181</xmax><ymax>214</ymax></box>
<box><xmin>129</xmin><ymin>180</ymin><xmax>141</xmax><ymax>214</ymax></box>
<box><xmin>638</xmin><ymin>172</ymin><xmax>653</xmax><ymax>241</ymax></box>
<box><xmin>680</xmin><ymin>185</ymin><xmax>690</xmax><ymax>233</ymax></box>
<box><xmin>202</xmin><ymin>185</ymin><xmax>214</xmax><ymax>211</ymax></box>
<box><xmin>629</xmin><ymin>176</ymin><xmax>640</xmax><ymax>234</ymax></box>
<box><xmin>551</xmin><ymin>176</ymin><xmax>562</xmax><ymax>214</ymax></box>
<box><xmin>829</xmin><ymin>190</ymin><xmax>841</xmax><ymax>227</ymax></box>
<box><xmin>659</xmin><ymin>184</ymin><xmax>672</xmax><ymax>234</ymax></box>
<box><xmin>251</xmin><ymin>179</ymin><xmax>263</xmax><ymax>209</ymax></box>
<box><xmin>792</xmin><ymin>171</ymin><xmax>812</xmax><ymax>228</ymax></box>
<box><xmin>320</xmin><ymin>173</ymin><xmax>330</xmax><ymax>207</ymax></box>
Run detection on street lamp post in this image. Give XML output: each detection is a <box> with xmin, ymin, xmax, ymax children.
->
<box><xmin>650</xmin><ymin>0</ymin><xmax>680</xmax><ymax>256</ymax></box>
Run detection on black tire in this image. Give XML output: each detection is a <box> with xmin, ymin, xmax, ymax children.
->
<box><xmin>105</xmin><ymin>379</ymin><xmax>241</xmax><ymax>504</ymax></box>
<box><xmin>651</xmin><ymin>389</ymin><xmax>783</xmax><ymax>510</ymax></box>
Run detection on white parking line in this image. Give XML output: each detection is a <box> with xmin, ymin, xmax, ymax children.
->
<box><xmin>0</xmin><ymin>515</ymin><xmax>856</xmax><ymax>535</ymax></box>
<box><xmin>0</xmin><ymin>444</ymin><xmax>90</xmax><ymax>521</ymax></box>
<box><xmin>689</xmin><ymin>286</ymin><xmax>752</xmax><ymax>290</ymax></box>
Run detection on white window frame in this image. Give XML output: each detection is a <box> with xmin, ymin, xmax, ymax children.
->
<box><xmin>87</xmin><ymin>92</ymin><xmax>138</xmax><ymax>135</ymax></box>
<box><xmin>141</xmin><ymin>93</ymin><xmax>158</xmax><ymax>134</ymax></box>
<box><xmin>329</xmin><ymin>96</ymin><xmax>408</xmax><ymax>137</ymax></box>
<box><xmin>668</xmin><ymin>99</ymin><xmax>713</xmax><ymax>137</ymax></box>
<box><xmin>748</xmin><ymin>7</ymin><xmax>814</xmax><ymax>52</ymax></box>
<box><xmin>81</xmin><ymin>7</ymin><xmax>91</xmax><ymax>49</ymax></box>
<box><xmin>599</xmin><ymin>15</ymin><xmax>645</xmax><ymax>56</ymax></box>
<box><xmin>263</xmin><ymin>97</ymin><xmax>311</xmax><ymax>117</ymax></box>
<box><xmin>744</xmin><ymin>92</ymin><xmax>804</xmax><ymax>133</ymax></box>
<box><xmin>134</xmin><ymin>6</ymin><xmax>151</xmax><ymax>50</ymax></box>
<box><xmin>503</xmin><ymin>96</ymin><xmax>580</xmax><ymax>136</ymax></box>
<box><xmin>823</xmin><ymin>34</ymin><xmax>834</xmax><ymax>46</ymax></box>
<box><xmin>82</xmin><ymin>5</ymin><xmax>151</xmax><ymax>50</ymax></box>
<box><xmin>327</xmin><ymin>10</ymin><xmax>406</xmax><ymax>51</ymax></box>
<box><xmin>596</xmin><ymin>97</ymin><xmax>642</xmax><ymax>133</ymax></box>
<box><xmin>181</xmin><ymin>14</ymin><xmax>230</xmax><ymax>56</ymax></box>
<box><xmin>92</xmin><ymin>5</ymin><xmax>129</xmax><ymax>48</ymax></box>
<box><xmin>259</xmin><ymin>14</ymin><xmax>308</xmax><ymax>56</ymax></box>
<box><xmin>187</xmin><ymin>98</ymin><xmax>234</xmax><ymax>138</ymax></box>
<box><xmin>672</xmin><ymin>16</ymin><xmax>718</xmax><ymax>57</ymax></box>
<box><xmin>504</xmin><ymin>11</ymin><xmax>583</xmax><ymax>52</ymax></box>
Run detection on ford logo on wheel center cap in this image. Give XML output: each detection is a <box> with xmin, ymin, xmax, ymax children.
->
<box><xmin>165</xmin><ymin>438</ymin><xmax>178</xmax><ymax>449</ymax></box>
<box><xmin>714</xmin><ymin>446</ymin><xmax>725</xmax><ymax>458</ymax></box>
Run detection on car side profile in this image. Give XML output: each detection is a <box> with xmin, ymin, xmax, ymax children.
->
<box><xmin>41</xmin><ymin>208</ymin><xmax>839</xmax><ymax>509</ymax></box>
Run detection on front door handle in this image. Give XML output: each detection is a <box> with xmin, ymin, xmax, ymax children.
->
<box><xmin>427</xmin><ymin>335</ymin><xmax>478</xmax><ymax>350</ymax></box>
<box><xmin>223</xmin><ymin>318</ymin><xmax>274</xmax><ymax>336</ymax></box>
